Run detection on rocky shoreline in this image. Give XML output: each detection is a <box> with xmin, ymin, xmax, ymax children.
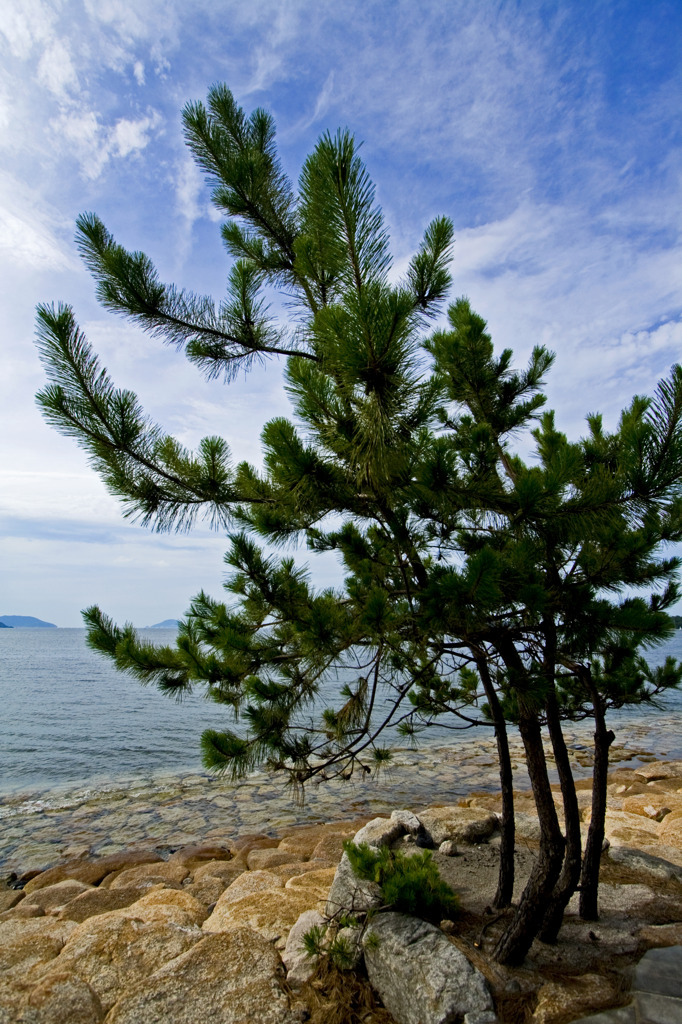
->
<box><xmin>2</xmin><ymin>755</ymin><xmax>682</xmax><ymax>1023</ymax></box>
<box><xmin>0</xmin><ymin>721</ymin><xmax>672</xmax><ymax>876</ymax></box>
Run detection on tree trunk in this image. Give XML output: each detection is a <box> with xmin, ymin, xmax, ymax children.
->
<box><xmin>476</xmin><ymin>653</ymin><xmax>515</xmax><ymax>908</ymax></box>
<box><xmin>580</xmin><ymin>687</ymin><xmax>614</xmax><ymax>920</ymax></box>
<box><xmin>492</xmin><ymin>706</ymin><xmax>565</xmax><ymax>965</ymax></box>
<box><xmin>538</xmin><ymin>688</ymin><xmax>581</xmax><ymax>943</ymax></box>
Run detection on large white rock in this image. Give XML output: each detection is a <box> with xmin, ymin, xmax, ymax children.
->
<box><xmin>352</xmin><ymin>817</ymin><xmax>405</xmax><ymax>848</ymax></box>
<box><xmin>363</xmin><ymin>912</ymin><xmax>493</xmax><ymax>1024</ymax></box>
<box><xmin>390</xmin><ymin>810</ymin><xmax>423</xmax><ymax>836</ymax></box>
<box><xmin>281</xmin><ymin>909</ymin><xmax>327</xmax><ymax>988</ymax></box>
<box><xmin>324</xmin><ymin>852</ymin><xmax>382</xmax><ymax>919</ymax></box>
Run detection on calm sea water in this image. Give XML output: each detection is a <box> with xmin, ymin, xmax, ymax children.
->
<box><xmin>1</xmin><ymin>627</ymin><xmax>682</xmax><ymax>799</ymax></box>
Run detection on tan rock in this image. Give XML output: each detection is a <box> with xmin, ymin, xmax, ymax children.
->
<box><xmin>634</xmin><ymin>759</ymin><xmax>682</xmax><ymax>782</ymax></box>
<box><xmin>268</xmin><ymin>859</ymin><xmax>335</xmax><ymax>880</ymax></box>
<box><xmin>533</xmin><ymin>973</ymin><xmax>621</xmax><ymax>1024</ymax></box>
<box><xmin>203</xmin><ymin>889</ymin><xmax>324</xmax><ymax>947</ymax></box>
<box><xmin>0</xmin><ymin>919</ymin><xmax>77</xmax><ymax>974</ymax></box>
<box><xmin>658</xmin><ymin>814</ymin><xmax>682</xmax><ymax>849</ymax></box>
<box><xmin>285</xmin><ymin>867</ymin><xmax>336</xmax><ymax>896</ymax></box>
<box><xmin>21</xmin><ymin>971</ymin><xmax>104</xmax><ymax>1024</ymax></box>
<box><xmin>57</xmin><ymin>886</ymin><xmax>163</xmax><ymax>924</ymax></box>
<box><xmin>192</xmin><ymin>858</ymin><xmax>246</xmax><ymax>884</ymax></box>
<box><xmin>23</xmin><ymin>880</ymin><xmax>93</xmax><ymax>914</ymax></box>
<box><xmin>418</xmin><ymin>806</ymin><xmax>498</xmax><ymax>846</ymax></box>
<box><xmin>104</xmin><ymin>928</ymin><xmax>296</xmax><ymax>1024</ymax></box>
<box><xmin>622</xmin><ymin>794</ymin><xmax>674</xmax><ymax>821</ymax></box>
<box><xmin>40</xmin><ymin>912</ymin><xmax>201</xmax><ymax>1012</ymax></box>
<box><xmin>278</xmin><ymin>822</ymin><xmax>361</xmax><ymax>859</ymax></box>
<box><xmin>597</xmin><ymin>809</ymin><xmax>662</xmax><ymax>841</ymax></box>
<box><xmin>183</xmin><ymin>877</ymin><xmax>226</xmax><ymax>907</ymax></box>
<box><xmin>310</xmin><ymin>832</ymin><xmax>354</xmax><ymax>863</ymax></box>
<box><xmin>168</xmin><ymin>843</ymin><xmax>232</xmax><ymax>868</ymax></box>
<box><xmin>122</xmin><ymin>888</ymin><xmax>207</xmax><ymax>927</ymax></box>
<box><xmin>230</xmin><ymin>834</ymin><xmax>279</xmax><ymax>853</ymax></box>
<box><xmin>0</xmin><ymin>903</ymin><xmax>44</xmax><ymax>922</ymax></box>
<box><xmin>246</xmin><ymin>849</ymin><xmax>303</xmax><ymax>871</ymax></box>
<box><xmin>22</xmin><ymin>851</ymin><xmax>163</xmax><ymax>894</ymax></box>
<box><xmin>104</xmin><ymin>862</ymin><xmax>189</xmax><ymax>890</ymax></box>
<box><xmin>0</xmin><ymin>890</ymin><xmax>24</xmax><ymax>913</ymax></box>
<box><xmin>638</xmin><ymin>922</ymin><xmax>682</xmax><ymax>947</ymax></box>
<box><xmin>209</xmin><ymin>870</ymin><xmax>284</xmax><ymax>910</ymax></box>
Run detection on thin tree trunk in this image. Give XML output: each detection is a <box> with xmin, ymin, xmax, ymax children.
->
<box><xmin>580</xmin><ymin>682</ymin><xmax>614</xmax><ymax>920</ymax></box>
<box><xmin>475</xmin><ymin>652</ymin><xmax>515</xmax><ymax>908</ymax></box>
<box><xmin>538</xmin><ymin>688</ymin><xmax>581</xmax><ymax>942</ymax></box>
<box><xmin>492</xmin><ymin>699</ymin><xmax>565</xmax><ymax>965</ymax></box>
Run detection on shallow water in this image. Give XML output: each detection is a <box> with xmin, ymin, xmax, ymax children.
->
<box><xmin>1</xmin><ymin>628</ymin><xmax>682</xmax><ymax>872</ymax></box>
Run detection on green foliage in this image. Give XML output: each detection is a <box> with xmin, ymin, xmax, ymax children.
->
<box><xmin>344</xmin><ymin>841</ymin><xmax>459</xmax><ymax>922</ymax></box>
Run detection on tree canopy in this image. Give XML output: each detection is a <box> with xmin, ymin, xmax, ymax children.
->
<box><xmin>36</xmin><ymin>84</ymin><xmax>682</xmax><ymax>964</ymax></box>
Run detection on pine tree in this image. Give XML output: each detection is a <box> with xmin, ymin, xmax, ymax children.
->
<box><xmin>36</xmin><ymin>85</ymin><xmax>682</xmax><ymax>965</ymax></box>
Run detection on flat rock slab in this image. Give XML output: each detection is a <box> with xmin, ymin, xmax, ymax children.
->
<box><xmin>634</xmin><ymin>990</ymin><xmax>682</xmax><ymax>1024</ymax></box>
<box><xmin>363</xmin><ymin>912</ymin><xmax>492</xmax><ymax>1024</ymax></box>
<box><xmin>417</xmin><ymin>807</ymin><xmax>498</xmax><ymax>846</ymax></box>
<box><xmin>634</xmin><ymin>761</ymin><xmax>682</xmax><ymax>782</ymax></box>
<box><xmin>105</xmin><ymin>928</ymin><xmax>297</xmax><ymax>1024</ymax></box>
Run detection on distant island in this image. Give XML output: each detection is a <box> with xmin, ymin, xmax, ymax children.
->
<box><xmin>0</xmin><ymin>616</ymin><xmax>57</xmax><ymax>628</ymax></box>
<box><xmin>672</xmin><ymin>616</ymin><xmax>682</xmax><ymax>628</ymax></box>
<box><xmin>0</xmin><ymin>621</ymin><xmax>12</xmax><ymax>628</ymax></box>
<box><xmin>147</xmin><ymin>619</ymin><xmax>180</xmax><ymax>629</ymax></box>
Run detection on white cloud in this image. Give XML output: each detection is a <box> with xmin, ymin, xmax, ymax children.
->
<box><xmin>53</xmin><ymin>107</ymin><xmax>162</xmax><ymax>179</ymax></box>
<box><xmin>37</xmin><ymin>37</ymin><xmax>79</xmax><ymax>100</ymax></box>
<box><xmin>0</xmin><ymin>172</ymin><xmax>74</xmax><ymax>271</ymax></box>
<box><xmin>133</xmin><ymin>60</ymin><xmax>145</xmax><ymax>85</ymax></box>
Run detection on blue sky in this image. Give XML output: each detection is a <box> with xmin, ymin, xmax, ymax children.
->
<box><xmin>1</xmin><ymin>0</ymin><xmax>681</xmax><ymax>626</ymax></box>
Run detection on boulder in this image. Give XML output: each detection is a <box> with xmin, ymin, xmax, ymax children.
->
<box><xmin>183</xmin><ymin>877</ymin><xmax>226</xmax><ymax>907</ymax></box>
<box><xmin>39</xmin><ymin>913</ymin><xmax>201</xmax><ymax>1012</ymax></box>
<box><xmin>229</xmin><ymin>835</ymin><xmax>279</xmax><ymax>854</ymax></box>
<box><xmin>119</xmin><ymin>888</ymin><xmax>208</xmax><ymax>927</ymax></box>
<box><xmin>285</xmin><ymin>867</ymin><xmax>337</xmax><ymax>897</ymax></box>
<box><xmin>246</xmin><ymin>849</ymin><xmax>303</xmax><ymax>871</ymax></box>
<box><xmin>0</xmin><ymin>903</ymin><xmax>44</xmax><ymax>922</ymax></box>
<box><xmin>22</xmin><ymin>852</ymin><xmax>163</xmax><ymax>893</ymax></box>
<box><xmin>391</xmin><ymin>809</ymin><xmax>423</xmax><ymax>835</ymax></box>
<box><xmin>104</xmin><ymin>929</ymin><xmax>297</xmax><ymax>1024</ymax></box>
<box><xmin>202</xmin><ymin>889</ymin><xmax>320</xmax><ymax>947</ymax></box>
<box><xmin>57</xmin><ymin>886</ymin><xmax>163</xmax><ymax>924</ymax></box>
<box><xmin>638</xmin><ymin>922</ymin><xmax>682</xmax><ymax>947</ymax></box>
<box><xmin>18</xmin><ymin>972</ymin><xmax>104</xmax><ymax>1024</ymax></box>
<box><xmin>23</xmin><ymin>880</ymin><xmax>93</xmax><ymax>914</ymax></box>
<box><xmin>0</xmin><ymin>890</ymin><xmax>24</xmax><ymax>913</ymax></box>
<box><xmin>104</xmin><ymin>862</ymin><xmax>189</xmax><ymax>889</ymax></box>
<box><xmin>269</xmin><ymin>859</ymin><xmax>335</xmax><ymax>879</ymax></box>
<box><xmin>418</xmin><ymin>807</ymin><xmax>498</xmax><ymax>846</ymax></box>
<box><xmin>208</xmin><ymin>869</ymin><xmax>284</xmax><ymax>909</ymax></box>
<box><xmin>325</xmin><ymin>852</ymin><xmax>383</xmax><ymax>919</ymax></box>
<box><xmin>278</xmin><ymin>823</ymin><xmax>361</xmax><ymax>859</ymax></box>
<box><xmin>310</xmin><ymin>832</ymin><xmax>354</xmax><ymax>863</ymax></box>
<box><xmin>192</xmin><ymin>858</ymin><xmax>246</xmax><ymax>884</ymax></box>
<box><xmin>0</xmin><ymin>919</ymin><xmax>77</xmax><ymax>975</ymax></box>
<box><xmin>363</xmin><ymin>912</ymin><xmax>492</xmax><ymax>1024</ymax></box>
<box><xmin>352</xmin><ymin>817</ymin><xmax>405</xmax><ymax>848</ymax></box>
<box><xmin>607</xmin><ymin>845</ymin><xmax>682</xmax><ymax>884</ymax></box>
<box><xmin>622</xmin><ymin>795</ymin><xmax>675</xmax><ymax>821</ymax></box>
<box><xmin>658</xmin><ymin>812</ymin><xmax>682</xmax><ymax>849</ymax></box>
<box><xmin>281</xmin><ymin>908</ymin><xmax>327</xmax><ymax>988</ymax></box>
<box><xmin>439</xmin><ymin>840</ymin><xmax>458</xmax><ymax>856</ymax></box>
<box><xmin>168</xmin><ymin>843</ymin><xmax>231</xmax><ymax>868</ymax></box>
<box><xmin>634</xmin><ymin>760</ymin><xmax>682</xmax><ymax>782</ymax></box>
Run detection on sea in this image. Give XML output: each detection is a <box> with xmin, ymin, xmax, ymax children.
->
<box><xmin>1</xmin><ymin>628</ymin><xmax>682</xmax><ymax>872</ymax></box>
